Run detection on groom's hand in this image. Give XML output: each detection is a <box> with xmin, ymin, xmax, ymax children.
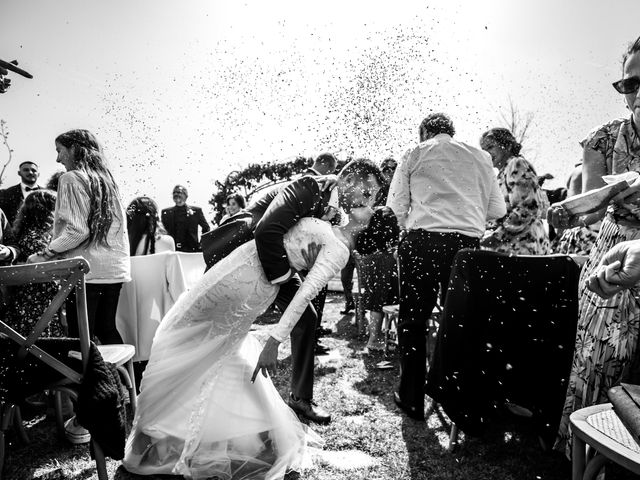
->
<box><xmin>251</xmin><ymin>336</ymin><xmax>280</xmax><ymax>383</ymax></box>
<box><xmin>316</xmin><ymin>174</ymin><xmax>338</xmax><ymax>192</ymax></box>
<box><xmin>301</xmin><ymin>242</ymin><xmax>321</xmax><ymax>268</ymax></box>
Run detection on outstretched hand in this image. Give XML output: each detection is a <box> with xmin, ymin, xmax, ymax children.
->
<box><xmin>251</xmin><ymin>336</ymin><xmax>280</xmax><ymax>383</ymax></box>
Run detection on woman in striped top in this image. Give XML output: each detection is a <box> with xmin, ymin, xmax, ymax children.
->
<box><xmin>29</xmin><ymin>129</ymin><xmax>130</xmax><ymax>345</ymax></box>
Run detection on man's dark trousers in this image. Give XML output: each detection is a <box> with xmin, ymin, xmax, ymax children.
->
<box><xmin>397</xmin><ymin>230</ymin><xmax>479</xmax><ymax>414</ymax></box>
<box><xmin>274</xmin><ymin>274</ymin><xmax>316</xmax><ymax>400</ymax></box>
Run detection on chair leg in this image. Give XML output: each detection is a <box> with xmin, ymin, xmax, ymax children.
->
<box><xmin>54</xmin><ymin>391</ymin><xmax>65</xmax><ymax>438</ymax></box>
<box><xmin>92</xmin><ymin>438</ymin><xmax>109</xmax><ymax>480</ymax></box>
<box><xmin>12</xmin><ymin>407</ymin><xmax>28</xmax><ymax>444</ymax></box>
<box><xmin>448</xmin><ymin>424</ymin><xmax>459</xmax><ymax>451</ymax></box>
<box><xmin>126</xmin><ymin>359</ymin><xmax>137</xmax><ymax>415</ymax></box>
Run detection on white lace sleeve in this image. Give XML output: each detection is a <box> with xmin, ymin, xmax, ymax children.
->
<box><xmin>269</xmin><ymin>236</ymin><xmax>349</xmax><ymax>342</ymax></box>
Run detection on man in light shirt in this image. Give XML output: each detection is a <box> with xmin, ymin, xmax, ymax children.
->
<box><xmin>387</xmin><ymin>113</ymin><xmax>506</xmax><ymax>420</ymax></box>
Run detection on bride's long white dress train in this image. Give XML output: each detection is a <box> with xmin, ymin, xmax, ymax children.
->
<box><xmin>123</xmin><ymin>218</ymin><xmax>349</xmax><ymax>479</ymax></box>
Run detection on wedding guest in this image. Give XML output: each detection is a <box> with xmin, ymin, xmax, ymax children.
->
<box><xmin>307</xmin><ymin>152</ymin><xmax>338</xmax><ymax>176</ymax></box>
<box><xmin>28</xmin><ymin>129</ymin><xmax>130</xmax><ymax>344</ymax></box>
<box><xmin>6</xmin><ymin>189</ymin><xmax>63</xmax><ymax>337</ymax></box>
<box><xmin>355</xmin><ymin>206</ymin><xmax>400</xmax><ymax>353</ymax></box>
<box><xmin>27</xmin><ymin>129</ymin><xmax>130</xmax><ymax>444</ymax></box>
<box><xmin>46</xmin><ymin>170</ymin><xmax>65</xmax><ymax>192</ymax></box>
<box><xmin>0</xmin><ymin>160</ymin><xmax>42</xmax><ymax>225</ymax></box>
<box><xmin>161</xmin><ymin>185</ymin><xmax>210</xmax><ymax>252</ymax></box>
<box><xmin>127</xmin><ymin>196</ymin><xmax>175</xmax><ymax>256</ymax></box>
<box><xmin>552</xmin><ymin>164</ymin><xmax>598</xmax><ymax>255</ymax></box>
<box><xmin>218</xmin><ymin>193</ymin><xmax>246</xmax><ymax>225</ymax></box>
<box><xmin>0</xmin><ymin>208</ymin><xmax>18</xmax><ymax>266</ymax></box>
<box><xmin>480</xmin><ymin>128</ymin><xmax>550</xmax><ymax>255</ymax></box>
<box><xmin>549</xmin><ymin>36</ymin><xmax>640</xmax><ymax>455</ymax></box>
<box><xmin>387</xmin><ymin>113</ymin><xmax>506</xmax><ymax>420</ymax></box>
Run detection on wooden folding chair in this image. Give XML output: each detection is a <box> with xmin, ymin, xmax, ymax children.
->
<box><xmin>0</xmin><ymin>257</ymin><xmax>135</xmax><ymax>480</ymax></box>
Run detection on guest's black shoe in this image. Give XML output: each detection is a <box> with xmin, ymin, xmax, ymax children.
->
<box><xmin>340</xmin><ymin>300</ymin><xmax>355</xmax><ymax>315</ymax></box>
<box><xmin>288</xmin><ymin>395</ymin><xmax>332</xmax><ymax>424</ymax></box>
<box><xmin>314</xmin><ymin>343</ymin><xmax>330</xmax><ymax>355</ymax></box>
<box><xmin>317</xmin><ymin>326</ymin><xmax>333</xmax><ymax>336</ymax></box>
<box><xmin>393</xmin><ymin>392</ymin><xmax>425</xmax><ymax>421</ymax></box>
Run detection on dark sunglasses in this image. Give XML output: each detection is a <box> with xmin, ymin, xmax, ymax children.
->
<box><xmin>612</xmin><ymin>76</ymin><xmax>640</xmax><ymax>94</ymax></box>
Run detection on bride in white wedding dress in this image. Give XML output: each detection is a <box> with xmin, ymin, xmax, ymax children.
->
<box><xmin>123</xmin><ymin>208</ymin><xmax>380</xmax><ymax>480</ymax></box>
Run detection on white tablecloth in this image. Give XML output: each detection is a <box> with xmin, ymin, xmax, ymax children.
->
<box><xmin>116</xmin><ymin>251</ymin><xmax>206</xmax><ymax>361</ymax></box>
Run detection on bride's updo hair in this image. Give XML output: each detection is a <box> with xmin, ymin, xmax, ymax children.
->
<box><xmin>480</xmin><ymin>128</ymin><xmax>522</xmax><ymax>157</ymax></box>
<box><xmin>355</xmin><ymin>206</ymin><xmax>400</xmax><ymax>256</ymax></box>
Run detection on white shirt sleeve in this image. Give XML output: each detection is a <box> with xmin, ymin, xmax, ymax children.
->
<box><xmin>269</xmin><ymin>237</ymin><xmax>349</xmax><ymax>342</ymax></box>
<box><xmin>386</xmin><ymin>148</ymin><xmax>412</xmax><ymax>229</ymax></box>
<box><xmin>487</xmin><ymin>171</ymin><xmax>507</xmax><ymax>221</ymax></box>
<box><xmin>49</xmin><ymin>173</ymin><xmax>92</xmax><ymax>253</ymax></box>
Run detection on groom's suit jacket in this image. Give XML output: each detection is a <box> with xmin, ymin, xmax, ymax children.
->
<box><xmin>202</xmin><ymin>176</ymin><xmax>331</xmax><ymax>275</ymax></box>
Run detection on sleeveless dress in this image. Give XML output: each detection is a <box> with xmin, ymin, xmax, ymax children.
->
<box><xmin>123</xmin><ymin>218</ymin><xmax>349</xmax><ymax>479</ymax></box>
<box><xmin>555</xmin><ymin>116</ymin><xmax>640</xmax><ymax>456</ymax></box>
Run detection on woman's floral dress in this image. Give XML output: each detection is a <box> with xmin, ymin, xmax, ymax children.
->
<box><xmin>556</xmin><ymin>116</ymin><xmax>640</xmax><ymax>456</ymax></box>
<box><xmin>6</xmin><ymin>224</ymin><xmax>63</xmax><ymax>337</ymax></box>
<box><xmin>482</xmin><ymin>156</ymin><xmax>551</xmax><ymax>255</ymax></box>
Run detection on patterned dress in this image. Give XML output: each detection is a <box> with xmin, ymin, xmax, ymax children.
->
<box><xmin>556</xmin><ymin>116</ymin><xmax>640</xmax><ymax>456</ymax></box>
<box><xmin>482</xmin><ymin>156</ymin><xmax>551</xmax><ymax>255</ymax></box>
<box><xmin>6</xmin><ymin>223</ymin><xmax>63</xmax><ymax>338</ymax></box>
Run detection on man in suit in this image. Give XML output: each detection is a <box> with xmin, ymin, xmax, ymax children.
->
<box><xmin>161</xmin><ymin>185</ymin><xmax>211</xmax><ymax>252</ymax></box>
<box><xmin>203</xmin><ymin>159</ymin><xmax>383</xmax><ymax>423</ymax></box>
<box><xmin>0</xmin><ymin>161</ymin><xmax>41</xmax><ymax>226</ymax></box>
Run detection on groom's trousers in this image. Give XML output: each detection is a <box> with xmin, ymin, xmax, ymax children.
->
<box><xmin>273</xmin><ymin>273</ymin><xmax>316</xmax><ymax>401</ymax></box>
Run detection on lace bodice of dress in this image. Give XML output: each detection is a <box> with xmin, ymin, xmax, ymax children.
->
<box><xmin>269</xmin><ymin>217</ymin><xmax>350</xmax><ymax>342</ymax></box>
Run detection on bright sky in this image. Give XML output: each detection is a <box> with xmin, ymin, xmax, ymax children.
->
<box><xmin>1</xmin><ymin>0</ymin><xmax>639</xmax><ymax>217</ymax></box>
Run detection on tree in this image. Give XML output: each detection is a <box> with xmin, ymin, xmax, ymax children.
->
<box><xmin>209</xmin><ymin>157</ymin><xmax>312</xmax><ymax>225</ymax></box>
<box><xmin>499</xmin><ymin>97</ymin><xmax>534</xmax><ymax>146</ymax></box>
<box><xmin>0</xmin><ymin>119</ymin><xmax>13</xmax><ymax>187</ymax></box>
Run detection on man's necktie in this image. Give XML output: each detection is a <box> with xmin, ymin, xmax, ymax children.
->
<box><xmin>25</xmin><ymin>186</ymin><xmax>39</xmax><ymax>191</ymax></box>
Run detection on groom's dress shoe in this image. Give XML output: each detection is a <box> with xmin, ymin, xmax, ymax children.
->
<box><xmin>288</xmin><ymin>395</ymin><xmax>331</xmax><ymax>424</ymax></box>
<box><xmin>393</xmin><ymin>392</ymin><xmax>424</xmax><ymax>421</ymax></box>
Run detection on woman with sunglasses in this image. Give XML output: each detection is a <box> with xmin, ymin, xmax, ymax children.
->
<box><xmin>550</xmin><ymin>35</ymin><xmax>640</xmax><ymax>456</ymax></box>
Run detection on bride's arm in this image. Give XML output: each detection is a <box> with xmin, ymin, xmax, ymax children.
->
<box><xmin>251</xmin><ymin>234</ymin><xmax>349</xmax><ymax>382</ymax></box>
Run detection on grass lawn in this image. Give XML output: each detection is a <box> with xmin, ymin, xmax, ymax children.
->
<box><xmin>3</xmin><ymin>293</ymin><xmax>637</xmax><ymax>479</ymax></box>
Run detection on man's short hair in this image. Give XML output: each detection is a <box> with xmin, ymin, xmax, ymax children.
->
<box><xmin>338</xmin><ymin>158</ymin><xmax>385</xmax><ymax>185</ymax></box>
<box><xmin>313</xmin><ymin>153</ymin><xmax>337</xmax><ymax>174</ymax></box>
<box><xmin>18</xmin><ymin>161</ymin><xmax>38</xmax><ymax>169</ymax></box>
<box><xmin>419</xmin><ymin>113</ymin><xmax>455</xmax><ymax>141</ymax></box>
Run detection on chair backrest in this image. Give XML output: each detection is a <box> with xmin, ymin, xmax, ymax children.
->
<box><xmin>0</xmin><ymin>257</ymin><xmax>91</xmax><ymax>384</ymax></box>
<box><xmin>426</xmin><ymin>248</ymin><xmax>580</xmax><ymax>444</ymax></box>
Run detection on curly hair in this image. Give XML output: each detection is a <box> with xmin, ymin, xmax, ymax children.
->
<box><xmin>12</xmin><ymin>189</ymin><xmax>57</xmax><ymax>240</ymax></box>
<box><xmin>480</xmin><ymin>128</ymin><xmax>522</xmax><ymax>157</ymax></box>
<box><xmin>419</xmin><ymin>113</ymin><xmax>456</xmax><ymax>141</ymax></box>
<box><xmin>126</xmin><ymin>196</ymin><xmax>161</xmax><ymax>256</ymax></box>
<box><xmin>55</xmin><ymin>129</ymin><xmax>121</xmax><ymax>247</ymax></box>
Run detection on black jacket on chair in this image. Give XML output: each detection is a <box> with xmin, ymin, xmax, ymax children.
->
<box><xmin>161</xmin><ymin>205</ymin><xmax>210</xmax><ymax>253</ymax></box>
<box><xmin>0</xmin><ymin>184</ymin><xmax>24</xmax><ymax>226</ymax></box>
<box><xmin>202</xmin><ymin>176</ymin><xmax>330</xmax><ymax>274</ymax></box>
<box><xmin>425</xmin><ymin>249</ymin><xmax>580</xmax><ymax>446</ymax></box>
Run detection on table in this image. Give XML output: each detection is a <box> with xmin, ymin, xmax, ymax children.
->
<box><xmin>570</xmin><ymin>403</ymin><xmax>640</xmax><ymax>480</ymax></box>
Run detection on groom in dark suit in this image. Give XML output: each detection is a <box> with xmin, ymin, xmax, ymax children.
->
<box><xmin>0</xmin><ymin>161</ymin><xmax>41</xmax><ymax>225</ymax></box>
<box><xmin>203</xmin><ymin>159</ymin><xmax>383</xmax><ymax>423</ymax></box>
